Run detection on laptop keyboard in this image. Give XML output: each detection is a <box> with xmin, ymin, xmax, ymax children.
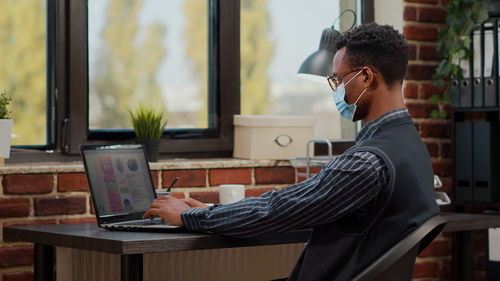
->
<box><xmin>114</xmin><ymin>218</ymin><xmax>170</xmax><ymax>226</ymax></box>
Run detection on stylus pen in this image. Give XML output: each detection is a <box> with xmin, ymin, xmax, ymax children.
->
<box><xmin>166</xmin><ymin>177</ymin><xmax>178</xmax><ymax>192</ymax></box>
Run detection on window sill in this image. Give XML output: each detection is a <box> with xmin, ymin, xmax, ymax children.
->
<box><xmin>0</xmin><ymin>157</ymin><xmax>292</xmax><ymax>175</ymax></box>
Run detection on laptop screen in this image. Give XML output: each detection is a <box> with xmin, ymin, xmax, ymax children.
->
<box><xmin>81</xmin><ymin>145</ymin><xmax>156</xmax><ymax>217</ymax></box>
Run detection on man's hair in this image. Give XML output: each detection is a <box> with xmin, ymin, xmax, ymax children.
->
<box><xmin>334</xmin><ymin>23</ymin><xmax>409</xmax><ymax>86</ymax></box>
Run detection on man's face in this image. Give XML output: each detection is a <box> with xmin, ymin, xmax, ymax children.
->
<box><xmin>331</xmin><ymin>47</ymin><xmax>361</xmax><ymax>105</ymax></box>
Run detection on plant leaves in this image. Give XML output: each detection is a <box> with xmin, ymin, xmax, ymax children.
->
<box><xmin>128</xmin><ymin>103</ymin><xmax>168</xmax><ymax>139</ymax></box>
<box><xmin>430</xmin><ymin>94</ymin><xmax>441</xmax><ymax>105</ymax></box>
<box><xmin>430</xmin><ymin>109</ymin><xmax>440</xmax><ymax>119</ymax></box>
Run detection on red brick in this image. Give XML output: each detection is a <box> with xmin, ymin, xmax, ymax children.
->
<box><xmin>432</xmin><ymin>160</ymin><xmax>451</xmax><ymax>177</ymax></box>
<box><xmin>424</xmin><ymin>141</ymin><xmax>439</xmax><ymax>157</ymax></box>
<box><xmin>419</xmin><ymin>238</ymin><xmax>451</xmax><ymax>257</ymax></box>
<box><xmin>441</xmin><ymin>141</ymin><xmax>451</xmax><ymax>158</ymax></box>
<box><xmin>3</xmin><ymin>271</ymin><xmax>34</xmax><ymax>281</ymax></box>
<box><xmin>208</xmin><ymin>168</ymin><xmax>252</xmax><ymax>186</ymax></box>
<box><xmin>3</xmin><ymin>174</ymin><xmax>53</xmax><ymax>194</ymax></box>
<box><xmin>255</xmin><ymin>167</ymin><xmax>295</xmax><ymax>185</ymax></box>
<box><xmin>412</xmin><ymin>260</ymin><xmax>440</xmax><ymax>278</ymax></box>
<box><xmin>163</xmin><ymin>170</ymin><xmax>206</xmax><ymax>188</ymax></box>
<box><xmin>404</xmin><ymin>6</ymin><xmax>417</xmax><ymax>21</ymax></box>
<box><xmin>418</xmin><ymin>7</ymin><xmax>447</xmax><ymax>23</ymax></box>
<box><xmin>475</xmin><ymin>253</ymin><xmax>487</xmax><ymax>271</ymax></box>
<box><xmin>420</xmin><ymin>44</ymin><xmax>440</xmax><ymax>61</ymax></box>
<box><xmin>404</xmin><ymin>25</ymin><xmax>438</xmax><ymax>41</ymax></box>
<box><xmin>0</xmin><ymin>198</ymin><xmax>29</xmax><ymax>218</ymax></box>
<box><xmin>409</xmin><ymin>44</ymin><xmax>417</xmax><ymax>61</ymax></box>
<box><xmin>474</xmin><ymin>231</ymin><xmax>487</xmax><ymax>253</ymax></box>
<box><xmin>89</xmin><ymin>196</ymin><xmax>95</xmax><ymax>214</ymax></box>
<box><xmin>34</xmin><ymin>196</ymin><xmax>86</xmax><ymax>216</ymax></box>
<box><xmin>297</xmin><ymin>167</ymin><xmax>323</xmax><ymax>182</ymax></box>
<box><xmin>475</xmin><ymin>270</ymin><xmax>486</xmax><ymax>281</ymax></box>
<box><xmin>420</xmin><ymin>82</ymin><xmax>444</xmax><ymax>99</ymax></box>
<box><xmin>189</xmin><ymin>192</ymin><xmax>219</xmax><ymax>204</ymax></box>
<box><xmin>246</xmin><ymin>188</ymin><xmax>275</xmax><ymax>198</ymax></box>
<box><xmin>58</xmin><ymin>173</ymin><xmax>88</xmax><ymax>192</ymax></box>
<box><xmin>404</xmin><ymin>82</ymin><xmax>419</xmax><ymax>99</ymax></box>
<box><xmin>406</xmin><ymin>102</ymin><xmax>436</xmax><ymax>118</ymax></box>
<box><xmin>59</xmin><ymin>218</ymin><xmax>96</xmax><ymax>224</ymax></box>
<box><xmin>438</xmin><ymin>177</ymin><xmax>452</xmax><ymax>194</ymax></box>
<box><xmin>169</xmin><ymin>192</ymin><xmax>185</xmax><ymax>199</ymax></box>
<box><xmin>405</xmin><ymin>0</ymin><xmax>438</xmax><ymax>3</ymax></box>
<box><xmin>419</xmin><ymin>121</ymin><xmax>451</xmax><ymax>138</ymax></box>
<box><xmin>0</xmin><ymin>246</ymin><xmax>33</xmax><ymax>267</ymax></box>
<box><xmin>441</xmin><ymin>0</ymin><xmax>450</xmax><ymax>4</ymax></box>
<box><xmin>405</xmin><ymin>64</ymin><xmax>437</xmax><ymax>81</ymax></box>
<box><xmin>151</xmin><ymin>171</ymin><xmax>159</xmax><ymax>188</ymax></box>
<box><xmin>440</xmin><ymin>258</ymin><xmax>453</xmax><ymax>280</ymax></box>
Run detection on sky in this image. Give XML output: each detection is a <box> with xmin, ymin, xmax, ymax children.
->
<box><xmin>88</xmin><ymin>0</ymin><xmax>342</xmax><ymax>85</ymax></box>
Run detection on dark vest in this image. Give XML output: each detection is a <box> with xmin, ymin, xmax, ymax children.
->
<box><xmin>287</xmin><ymin>115</ymin><xmax>440</xmax><ymax>281</ymax></box>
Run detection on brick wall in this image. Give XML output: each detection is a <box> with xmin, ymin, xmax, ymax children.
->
<box><xmin>0</xmin><ymin>164</ymin><xmax>297</xmax><ymax>281</ymax></box>
<box><xmin>0</xmin><ymin>1</ymin><xmax>487</xmax><ymax>280</ymax></box>
<box><xmin>404</xmin><ymin>0</ymin><xmax>486</xmax><ymax>280</ymax></box>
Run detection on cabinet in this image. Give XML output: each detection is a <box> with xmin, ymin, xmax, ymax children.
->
<box><xmin>450</xmin><ymin>14</ymin><xmax>500</xmax><ymax>281</ymax></box>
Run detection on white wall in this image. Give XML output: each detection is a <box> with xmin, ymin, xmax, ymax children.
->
<box><xmin>374</xmin><ymin>0</ymin><xmax>404</xmax><ymax>32</ymax></box>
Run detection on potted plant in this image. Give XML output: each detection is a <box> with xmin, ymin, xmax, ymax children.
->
<box><xmin>0</xmin><ymin>90</ymin><xmax>13</xmax><ymax>161</ymax></box>
<box><xmin>128</xmin><ymin>104</ymin><xmax>167</xmax><ymax>162</ymax></box>
<box><xmin>431</xmin><ymin>0</ymin><xmax>488</xmax><ymax>118</ymax></box>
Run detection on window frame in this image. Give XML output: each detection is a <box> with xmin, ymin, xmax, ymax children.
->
<box><xmin>7</xmin><ymin>0</ymin><xmax>375</xmax><ymax>162</ymax></box>
<box><xmin>61</xmin><ymin>0</ymin><xmax>240</xmax><ymax>157</ymax></box>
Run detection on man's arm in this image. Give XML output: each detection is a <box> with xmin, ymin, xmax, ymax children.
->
<box><xmin>180</xmin><ymin>151</ymin><xmax>388</xmax><ymax>238</ymax></box>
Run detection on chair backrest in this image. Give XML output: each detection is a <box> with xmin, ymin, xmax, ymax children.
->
<box><xmin>351</xmin><ymin>215</ymin><xmax>447</xmax><ymax>281</ymax></box>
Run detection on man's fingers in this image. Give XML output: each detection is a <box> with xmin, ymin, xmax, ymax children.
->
<box><xmin>143</xmin><ymin>208</ymin><xmax>159</xmax><ymax>219</ymax></box>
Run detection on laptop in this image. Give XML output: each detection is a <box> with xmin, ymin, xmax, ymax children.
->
<box><xmin>80</xmin><ymin>144</ymin><xmax>181</xmax><ymax>231</ymax></box>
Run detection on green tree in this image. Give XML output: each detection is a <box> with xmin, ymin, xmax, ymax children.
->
<box><xmin>0</xmin><ymin>0</ymin><xmax>46</xmax><ymax>145</ymax></box>
<box><xmin>240</xmin><ymin>0</ymin><xmax>275</xmax><ymax>115</ymax></box>
<box><xmin>90</xmin><ymin>0</ymin><xmax>167</xmax><ymax>129</ymax></box>
<box><xmin>183</xmin><ymin>0</ymin><xmax>208</xmax><ymax>128</ymax></box>
<box><xmin>183</xmin><ymin>0</ymin><xmax>275</xmax><ymax>127</ymax></box>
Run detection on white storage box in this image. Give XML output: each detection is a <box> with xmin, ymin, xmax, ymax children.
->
<box><xmin>233</xmin><ymin>115</ymin><xmax>316</xmax><ymax>160</ymax></box>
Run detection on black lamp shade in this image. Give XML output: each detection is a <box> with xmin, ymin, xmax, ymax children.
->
<box><xmin>298</xmin><ymin>27</ymin><xmax>341</xmax><ymax>83</ymax></box>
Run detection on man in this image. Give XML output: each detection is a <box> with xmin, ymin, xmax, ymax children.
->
<box><xmin>144</xmin><ymin>23</ymin><xmax>439</xmax><ymax>280</ymax></box>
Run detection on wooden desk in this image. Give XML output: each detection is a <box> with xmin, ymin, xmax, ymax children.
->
<box><xmin>4</xmin><ymin>223</ymin><xmax>310</xmax><ymax>281</ymax></box>
<box><xmin>4</xmin><ymin>212</ymin><xmax>500</xmax><ymax>281</ymax></box>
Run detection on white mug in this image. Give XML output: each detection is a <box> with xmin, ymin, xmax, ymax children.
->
<box><xmin>219</xmin><ymin>184</ymin><xmax>245</xmax><ymax>204</ymax></box>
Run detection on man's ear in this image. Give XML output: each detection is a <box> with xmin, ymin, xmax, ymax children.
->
<box><xmin>362</xmin><ymin>67</ymin><xmax>377</xmax><ymax>90</ymax></box>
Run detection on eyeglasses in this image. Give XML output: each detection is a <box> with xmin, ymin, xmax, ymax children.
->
<box><xmin>327</xmin><ymin>67</ymin><xmax>363</xmax><ymax>91</ymax></box>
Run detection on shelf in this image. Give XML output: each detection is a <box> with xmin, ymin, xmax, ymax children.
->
<box><xmin>452</xmin><ymin>107</ymin><xmax>500</xmax><ymax>113</ymax></box>
<box><xmin>454</xmin><ymin>201</ymin><xmax>500</xmax><ymax>208</ymax></box>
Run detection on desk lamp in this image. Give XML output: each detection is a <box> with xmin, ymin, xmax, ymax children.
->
<box><xmin>297</xmin><ymin>9</ymin><xmax>357</xmax><ymax>84</ymax></box>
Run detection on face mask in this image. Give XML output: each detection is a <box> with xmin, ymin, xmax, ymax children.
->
<box><xmin>333</xmin><ymin>70</ymin><xmax>368</xmax><ymax>121</ymax></box>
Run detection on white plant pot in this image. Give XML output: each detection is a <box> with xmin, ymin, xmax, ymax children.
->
<box><xmin>0</xmin><ymin>119</ymin><xmax>13</xmax><ymax>158</ymax></box>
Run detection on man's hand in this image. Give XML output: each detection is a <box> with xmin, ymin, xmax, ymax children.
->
<box><xmin>182</xmin><ymin>198</ymin><xmax>208</xmax><ymax>208</ymax></box>
<box><xmin>143</xmin><ymin>196</ymin><xmax>192</xmax><ymax>226</ymax></box>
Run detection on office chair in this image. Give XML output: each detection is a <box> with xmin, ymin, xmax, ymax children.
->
<box><xmin>351</xmin><ymin>215</ymin><xmax>447</xmax><ymax>281</ymax></box>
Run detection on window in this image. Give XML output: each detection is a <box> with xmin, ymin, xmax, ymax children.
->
<box><xmin>5</xmin><ymin>0</ymin><xmax>373</xmax><ymax>161</ymax></box>
<box><xmin>88</xmin><ymin>0</ymin><xmax>209</xmax><ymax>130</ymax></box>
<box><xmin>240</xmin><ymin>0</ymin><xmax>362</xmax><ymax>140</ymax></box>
<box><xmin>63</xmin><ymin>0</ymin><xmax>239</xmax><ymax>157</ymax></box>
<box><xmin>0</xmin><ymin>0</ymin><xmax>54</xmax><ymax>147</ymax></box>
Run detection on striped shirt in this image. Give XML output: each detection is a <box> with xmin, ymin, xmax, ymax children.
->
<box><xmin>181</xmin><ymin>108</ymin><xmax>410</xmax><ymax>238</ymax></box>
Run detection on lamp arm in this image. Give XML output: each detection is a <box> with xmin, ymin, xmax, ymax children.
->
<box><xmin>331</xmin><ymin>9</ymin><xmax>357</xmax><ymax>32</ymax></box>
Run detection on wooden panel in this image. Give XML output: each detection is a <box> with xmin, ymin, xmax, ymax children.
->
<box><xmin>57</xmin><ymin>247</ymin><xmax>120</xmax><ymax>281</ymax></box>
<box><xmin>144</xmin><ymin>243</ymin><xmax>303</xmax><ymax>281</ymax></box>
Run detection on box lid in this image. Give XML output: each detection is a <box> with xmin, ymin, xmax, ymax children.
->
<box><xmin>233</xmin><ymin>115</ymin><xmax>316</xmax><ymax>127</ymax></box>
